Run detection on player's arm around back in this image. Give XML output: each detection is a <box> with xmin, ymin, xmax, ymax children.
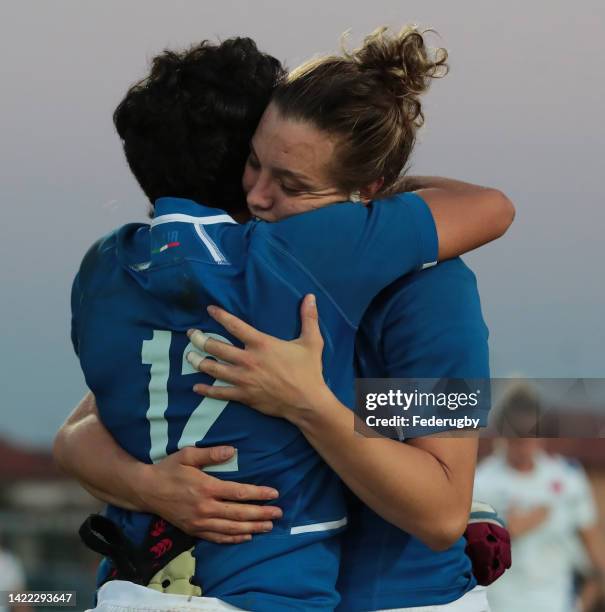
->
<box><xmin>258</xmin><ymin>176</ymin><xmax>513</xmax><ymax>329</ymax></box>
<box><xmin>409</xmin><ymin>176</ymin><xmax>515</xmax><ymax>260</ymax></box>
<box><xmin>52</xmin><ymin>392</ymin><xmax>145</xmax><ymax>510</ymax></box>
<box><xmin>52</xmin><ymin>393</ymin><xmax>283</xmax><ymax>543</ymax></box>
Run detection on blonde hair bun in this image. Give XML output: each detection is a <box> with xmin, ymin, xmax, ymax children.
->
<box><xmin>346</xmin><ymin>26</ymin><xmax>448</xmax><ymax>125</ymax></box>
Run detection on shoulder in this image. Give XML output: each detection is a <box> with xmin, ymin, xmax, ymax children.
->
<box><xmin>560</xmin><ymin>455</ymin><xmax>583</xmax><ymax>471</ymax></box>
<box><xmin>375</xmin><ymin>257</ymin><xmax>478</xmax><ymax>306</ymax></box>
<box><xmin>258</xmin><ymin>202</ymin><xmax>362</xmax><ymax>238</ymax></box>
<box><xmin>542</xmin><ymin>452</ymin><xmax>579</xmax><ymax>473</ymax></box>
<box><xmin>80</xmin><ymin>229</ymin><xmax>118</xmax><ymax>266</ymax></box>
<box><xmin>77</xmin><ymin>223</ymin><xmax>147</xmax><ymax>290</ymax></box>
<box><xmin>418</xmin><ymin>257</ymin><xmax>478</xmax><ymax>283</ymax></box>
<box><xmin>549</xmin><ymin>454</ymin><xmax>590</xmax><ymax>485</ymax></box>
<box><xmin>362</xmin><ymin>257</ymin><xmax>486</xmax><ymax>342</ymax></box>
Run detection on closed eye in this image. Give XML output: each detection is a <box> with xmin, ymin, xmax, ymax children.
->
<box><xmin>246</xmin><ymin>153</ymin><xmax>261</xmax><ymax>170</ymax></box>
<box><xmin>280</xmin><ymin>183</ymin><xmax>303</xmax><ymax>196</ymax></box>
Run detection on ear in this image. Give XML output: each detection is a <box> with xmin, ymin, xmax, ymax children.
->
<box><xmin>359</xmin><ymin>177</ymin><xmax>385</xmax><ymax>204</ymax></box>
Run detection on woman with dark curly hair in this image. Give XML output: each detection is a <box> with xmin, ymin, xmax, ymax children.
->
<box><xmin>58</xmin><ymin>27</ymin><xmax>510</xmax><ymax>612</ymax></box>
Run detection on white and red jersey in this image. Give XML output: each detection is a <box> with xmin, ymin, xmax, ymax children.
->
<box><xmin>474</xmin><ymin>450</ymin><xmax>597</xmax><ymax>612</ymax></box>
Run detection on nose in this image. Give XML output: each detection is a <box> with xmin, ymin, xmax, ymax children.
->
<box><xmin>246</xmin><ymin>174</ymin><xmax>273</xmax><ymax>211</ymax></box>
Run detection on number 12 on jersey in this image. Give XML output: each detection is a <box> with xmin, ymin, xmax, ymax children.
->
<box><xmin>141</xmin><ymin>330</ymin><xmax>238</xmax><ymax>472</ymax></box>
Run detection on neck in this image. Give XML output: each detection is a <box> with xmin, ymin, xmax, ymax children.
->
<box><xmin>508</xmin><ymin>455</ymin><xmax>535</xmax><ymax>472</ymax></box>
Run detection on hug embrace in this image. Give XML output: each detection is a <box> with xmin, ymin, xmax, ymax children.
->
<box><xmin>56</xmin><ymin>25</ymin><xmax>514</xmax><ymax>612</ymax></box>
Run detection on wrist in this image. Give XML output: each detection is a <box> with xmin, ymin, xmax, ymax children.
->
<box><xmin>128</xmin><ymin>462</ymin><xmax>156</xmax><ymax>512</ymax></box>
<box><xmin>289</xmin><ymin>384</ymin><xmax>336</xmax><ymax>430</ymax></box>
<box><xmin>401</xmin><ymin>175</ymin><xmax>426</xmax><ymax>192</ymax></box>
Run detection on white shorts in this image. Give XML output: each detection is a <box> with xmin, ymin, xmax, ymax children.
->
<box><xmin>86</xmin><ymin>581</ymin><xmax>489</xmax><ymax>612</ymax></box>
<box><xmin>376</xmin><ymin>586</ymin><xmax>490</xmax><ymax>612</ymax></box>
<box><xmin>85</xmin><ymin>580</ymin><xmax>245</xmax><ymax>612</ymax></box>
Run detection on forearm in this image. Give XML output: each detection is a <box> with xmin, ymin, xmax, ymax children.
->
<box><xmin>79</xmin><ymin>471</ymin><xmax>134</xmax><ymax>510</ymax></box>
<box><xmin>505</xmin><ymin>508</ymin><xmax>548</xmax><ymax>539</ymax></box>
<box><xmin>401</xmin><ymin>175</ymin><xmax>493</xmax><ymax>194</ymax></box>
<box><xmin>577</xmin><ymin>578</ymin><xmax>602</xmax><ymax>612</ymax></box>
<box><xmin>506</xmin><ymin>516</ymin><xmax>536</xmax><ymax>539</ymax></box>
<box><xmin>580</xmin><ymin>525</ymin><xmax>605</xmax><ymax>578</ymax></box>
<box><xmin>53</xmin><ymin>394</ymin><xmax>150</xmax><ymax>511</ymax></box>
<box><xmin>292</xmin><ymin>390</ymin><xmax>473</xmax><ymax>550</ymax></box>
<box><xmin>395</xmin><ymin>175</ymin><xmax>515</xmax><ymax>260</ymax></box>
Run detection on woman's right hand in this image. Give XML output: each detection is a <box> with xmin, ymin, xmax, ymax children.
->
<box><xmin>136</xmin><ymin>445</ymin><xmax>283</xmax><ymax>544</ymax></box>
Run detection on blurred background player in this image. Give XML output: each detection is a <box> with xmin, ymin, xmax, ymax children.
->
<box><xmin>0</xmin><ymin>539</ymin><xmax>30</xmax><ymax>612</ymax></box>
<box><xmin>474</xmin><ymin>384</ymin><xmax>605</xmax><ymax>612</ymax></box>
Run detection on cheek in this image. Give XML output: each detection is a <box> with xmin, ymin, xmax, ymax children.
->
<box><xmin>242</xmin><ymin>164</ymin><xmax>255</xmax><ymax>193</ymax></box>
<box><xmin>274</xmin><ymin>198</ymin><xmax>318</xmax><ymax>220</ymax></box>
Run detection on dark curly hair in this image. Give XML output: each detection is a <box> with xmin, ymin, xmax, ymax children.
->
<box><xmin>113</xmin><ymin>37</ymin><xmax>285</xmax><ymax>214</ymax></box>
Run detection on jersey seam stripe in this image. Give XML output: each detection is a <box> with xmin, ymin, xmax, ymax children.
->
<box><xmin>248</xmin><ymin>250</ymin><xmax>337</xmax><ymax>357</ymax></box>
<box><xmin>152</xmin><ymin>213</ymin><xmax>237</xmax><ymax>226</ymax></box>
<box><xmin>262</xmin><ymin>236</ymin><xmax>358</xmax><ymax>332</ymax></box>
<box><xmin>193</xmin><ymin>224</ymin><xmax>229</xmax><ymax>265</ymax></box>
<box><xmin>290</xmin><ymin>516</ymin><xmax>347</xmax><ymax>535</ymax></box>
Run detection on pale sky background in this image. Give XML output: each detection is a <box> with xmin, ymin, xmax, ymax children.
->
<box><xmin>1</xmin><ymin>0</ymin><xmax>603</xmax><ymax>448</ymax></box>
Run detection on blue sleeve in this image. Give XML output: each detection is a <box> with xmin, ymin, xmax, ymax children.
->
<box><xmin>260</xmin><ymin>192</ymin><xmax>438</xmax><ymax>327</ymax></box>
<box><xmin>378</xmin><ymin>260</ymin><xmax>490</xmax><ymax>380</ymax></box>
<box><xmin>70</xmin><ymin>272</ymin><xmax>81</xmax><ymax>357</ymax></box>
<box><xmin>70</xmin><ymin>231</ymin><xmax>117</xmax><ymax>357</ymax></box>
<box><xmin>357</xmin><ymin>259</ymin><xmax>491</xmax><ymax>434</ymax></box>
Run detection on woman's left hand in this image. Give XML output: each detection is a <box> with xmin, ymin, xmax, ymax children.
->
<box><xmin>186</xmin><ymin>294</ymin><xmax>331</xmax><ymax>422</ymax></box>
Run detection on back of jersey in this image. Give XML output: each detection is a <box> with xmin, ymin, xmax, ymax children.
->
<box><xmin>73</xmin><ymin>194</ymin><xmax>439</xmax><ymax>611</ymax></box>
<box><xmin>72</xmin><ymin>199</ymin><xmax>354</xmax><ymax>611</ymax></box>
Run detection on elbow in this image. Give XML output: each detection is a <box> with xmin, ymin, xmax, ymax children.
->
<box><xmin>52</xmin><ymin>427</ymin><xmax>71</xmax><ymax>475</ymax></box>
<box><xmin>491</xmin><ymin>189</ymin><xmax>515</xmax><ymax>238</ymax></box>
<box><xmin>421</xmin><ymin>512</ymin><xmax>469</xmax><ymax>552</ymax></box>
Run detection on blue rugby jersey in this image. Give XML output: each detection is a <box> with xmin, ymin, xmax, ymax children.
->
<box><xmin>338</xmin><ymin>258</ymin><xmax>490</xmax><ymax>611</ymax></box>
<box><xmin>71</xmin><ymin>194</ymin><xmax>437</xmax><ymax>611</ymax></box>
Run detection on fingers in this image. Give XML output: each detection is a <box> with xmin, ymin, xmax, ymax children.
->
<box><xmin>193</xmin><ymin>517</ymin><xmax>275</xmax><ymax>537</ymax></box>
<box><xmin>301</xmin><ymin>294</ymin><xmax>318</xmax><ymax>322</ymax></box>
<box><xmin>193</xmin><ymin>382</ymin><xmax>245</xmax><ymax>403</ymax></box>
<box><xmin>299</xmin><ymin>294</ymin><xmax>323</xmax><ymax>348</ymax></box>
<box><xmin>216</xmin><ymin>501</ymin><xmax>282</xmax><ymax>522</ymax></box>
<box><xmin>199</xmin><ymin>532</ymin><xmax>252</xmax><ymax>545</ymax></box>
<box><xmin>174</xmin><ymin>445</ymin><xmax>235</xmax><ymax>467</ymax></box>
<box><xmin>187</xmin><ymin>329</ymin><xmax>245</xmax><ymax>364</ymax></box>
<box><xmin>216</xmin><ymin>479</ymin><xmax>279</xmax><ymax>502</ymax></box>
<box><xmin>186</xmin><ymin>353</ymin><xmax>241</xmax><ymax>385</ymax></box>
<box><xmin>206</xmin><ymin>305</ymin><xmax>266</xmax><ymax>346</ymax></box>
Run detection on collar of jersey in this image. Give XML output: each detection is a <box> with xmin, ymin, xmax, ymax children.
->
<box><xmin>153</xmin><ymin>197</ymin><xmax>237</xmax><ymax>226</ymax></box>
